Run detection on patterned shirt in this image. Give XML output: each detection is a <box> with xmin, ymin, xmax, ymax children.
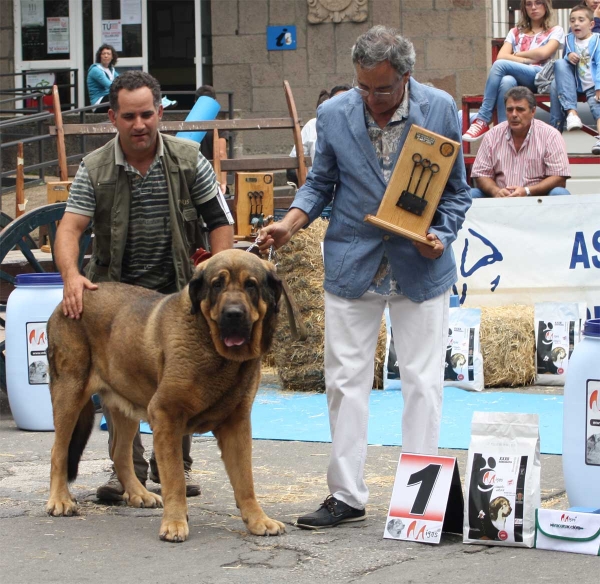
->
<box><xmin>505</xmin><ymin>26</ymin><xmax>565</xmax><ymax>66</ymax></box>
<box><xmin>575</xmin><ymin>37</ymin><xmax>594</xmax><ymax>91</ymax></box>
<box><xmin>67</xmin><ymin>133</ymin><xmax>222</xmax><ymax>290</ymax></box>
<box><xmin>365</xmin><ymin>87</ymin><xmax>410</xmax><ymax>295</ymax></box>
<box><xmin>471</xmin><ymin>119</ymin><xmax>571</xmax><ymax>189</ymax></box>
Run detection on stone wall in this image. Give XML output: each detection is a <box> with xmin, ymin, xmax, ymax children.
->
<box><xmin>211</xmin><ymin>0</ymin><xmax>491</xmax><ymax>154</ymax></box>
<box><xmin>0</xmin><ymin>0</ymin><xmax>15</xmax><ymax>99</ymax></box>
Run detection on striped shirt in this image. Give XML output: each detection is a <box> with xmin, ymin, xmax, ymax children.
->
<box><xmin>471</xmin><ymin>119</ymin><xmax>571</xmax><ymax>189</ymax></box>
<box><xmin>67</xmin><ymin>133</ymin><xmax>222</xmax><ymax>290</ymax></box>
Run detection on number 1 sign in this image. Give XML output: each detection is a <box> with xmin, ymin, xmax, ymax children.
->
<box><xmin>384</xmin><ymin>453</ymin><xmax>463</xmax><ymax>544</ymax></box>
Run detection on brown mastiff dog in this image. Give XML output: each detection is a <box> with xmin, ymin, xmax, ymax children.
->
<box><xmin>45</xmin><ymin>249</ymin><xmax>286</xmax><ymax>542</ymax></box>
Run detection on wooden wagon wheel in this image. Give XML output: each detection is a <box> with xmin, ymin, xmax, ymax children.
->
<box><xmin>0</xmin><ymin>203</ymin><xmax>91</xmax><ymax>392</ymax></box>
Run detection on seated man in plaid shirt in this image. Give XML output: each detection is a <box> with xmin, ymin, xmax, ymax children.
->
<box><xmin>471</xmin><ymin>86</ymin><xmax>571</xmax><ymax>198</ymax></box>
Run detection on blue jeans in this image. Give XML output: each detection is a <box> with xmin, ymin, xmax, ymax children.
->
<box><xmin>471</xmin><ymin>187</ymin><xmax>570</xmax><ymax>198</ymax></box>
<box><xmin>478</xmin><ymin>60</ymin><xmax>541</xmax><ymax>123</ymax></box>
<box><xmin>550</xmin><ymin>58</ymin><xmax>600</xmax><ymax>131</ymax></box>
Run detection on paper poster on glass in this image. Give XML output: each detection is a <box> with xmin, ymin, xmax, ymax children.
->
<box><xmin>47</xmin><ymin>17</ymin><xmax>69</xmax><ymax>54</ymax></box>
<box><xmin>101</xmin><ymin>20</ymin><xmax>123</xmax><ymax>52</ymax></box>
<box><xmin>21</xmin><ymin>0</ymin><xmax>44</xmax><ymax>27</ymax></box>
<box><xmin>121</xmin><ymin>0</ymin><xmax>142</xmax><ymax>25</ymax></box>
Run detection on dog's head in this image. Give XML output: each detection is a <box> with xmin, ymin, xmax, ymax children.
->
<box><xmin>188</xmin><ymin>249</ymin><xmax>282</xmax><ymax>361</ymax></box>
<box><xmin>489</xmin><ymin>496</ymin><xmax>512</xmax><ymax>521</ymax></box>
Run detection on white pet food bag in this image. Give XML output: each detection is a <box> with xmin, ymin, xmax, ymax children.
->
<box><xmin>383</xmin><ymin>308</ymin><xmax>401</xmax><ymax>390</ymax></box>
<box><xmin>444</xmin><ymin>307</ymin><xmax>484</xmax><ymax>391</ymax></box>
<box><xmin>463</xmin><ymin>412</ymin><xmax>541</xmax><ymax>548</ymax></box>
<box><xmin>535</xmin><ymin>302</ymin><xmax>585</xmax><ymax>386</ymax></box>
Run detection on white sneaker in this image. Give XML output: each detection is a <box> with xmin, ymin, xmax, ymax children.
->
<box><xmin>566</xmin><ymin>113</ymin><xmax>583</xmax><ymax>131</ymax></box>
<box><xmin>592</xmin><ymin>137</ymin><xmax>600</xmax><ymax>155</ymax></box>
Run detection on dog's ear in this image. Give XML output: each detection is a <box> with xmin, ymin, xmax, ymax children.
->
<box><xmin>265</xmin><ymin>269</ymin><xmax>283</xmax><ymax>314</ymax></box>
<box><xmin>188</xmin><ymin>269</ymin><xmax>206</xmax><ymax>315</ymax></box>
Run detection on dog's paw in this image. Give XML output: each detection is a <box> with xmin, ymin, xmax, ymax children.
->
<box><xmin>46</xmin><ymin>496</ymin><xmax>78</xmax><ymax>517</ymax></box>
<box><xmin>159</xmin><ymin>519</ymin><xmax>189</xmax><ymax>543</ymax></box>
<box><xmin>247</xmin><ymin>515</ymin><xmax>286</xmax><ymax>536</ymax></box>
<box><xmin>123</xmin><ymin>489</ymin><xmax>163</xmax><ymax>509</ymax></box>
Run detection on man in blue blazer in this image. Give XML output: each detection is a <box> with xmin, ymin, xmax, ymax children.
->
<box><xmin>259</xmin><ymin>26</ymin><xmax>471</xmax><ymax>529</ymax></box>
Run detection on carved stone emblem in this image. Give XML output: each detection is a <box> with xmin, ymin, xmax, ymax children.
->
<box><xmin>307</xmin><ymin>0</ymin><xmax>368</xmax><ymax>24</ymax></box>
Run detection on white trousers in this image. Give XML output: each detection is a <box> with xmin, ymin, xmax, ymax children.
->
<box><xmin>324</xmin><ymin>289</ymin><xmax>450</xmax><ymax>510</ymax></box>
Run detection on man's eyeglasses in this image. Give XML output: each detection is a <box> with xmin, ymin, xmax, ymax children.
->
<box><xmin>352</xmin><ymin>79</ymin><xmax>402</xmax><ymax>100</ymax></box>
<box><xmin>524</xmin><ymin>1</ymin><xmax>544</xmax><ymax>8</ymax></box>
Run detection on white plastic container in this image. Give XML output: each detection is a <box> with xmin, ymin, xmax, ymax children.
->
<box><xmin>5</xmin><ymin>273</ymin><xmax>63</xmax><ymax>431</ymax></box>
<box><xmin>562</xmin><ymin>318</ymin><xmax>600</xmax><ymax>508</ymax></box>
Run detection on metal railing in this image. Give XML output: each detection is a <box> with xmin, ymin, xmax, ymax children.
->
<box><xmin>0</xmin><ymin>88</ymin><xmax>236</xmax><ymax>198</ymax></box>
<box><xmin>0</xmin><ymin>68</ymin><xmax>80</xmax><ymax>114</ymax></box>
<box><xmin>0</xmin><ymin>104</ymin><xmax>97</xmax><ymax>194</ymax></box>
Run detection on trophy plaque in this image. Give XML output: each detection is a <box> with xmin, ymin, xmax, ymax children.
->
<box><xmin>234</xmin><ymin>172</ymin><xmax>274</xmax><ymax>238</ymax></box>
<box><xmin>364</xmin><ymin>125</ymin><xmax>460</xmax><ymax>247</ymax></box>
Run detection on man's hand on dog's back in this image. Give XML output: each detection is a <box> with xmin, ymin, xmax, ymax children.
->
<box><xmin>54</xmin><ymin>211</ymin><xmax>98</xmax><ymax>319</ymax></box>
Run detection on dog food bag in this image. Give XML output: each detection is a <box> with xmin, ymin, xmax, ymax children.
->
<box><xmin>444</xmin><ymin>307</ymin><xmax>484</xmax><ymax>391</ymax></box>
<box><xmin>463</xmin><ymin>412</ymin><xmax>541</xmax><ymax>548</ymax></box>
<box><xmin>535</xmin><ymin>302</ymin><xmax>585</xmax><ymax>386</ymax></box>
<box><xmin>383</xmin><ymin>308</ymin><xmax>401</xmax><ymax>390</ymax></box>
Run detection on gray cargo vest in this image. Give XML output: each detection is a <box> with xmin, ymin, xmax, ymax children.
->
<box><xmin>83</xmin><ymin>133</ymin><xmax>203</xmax><ymax>291</ymax></box>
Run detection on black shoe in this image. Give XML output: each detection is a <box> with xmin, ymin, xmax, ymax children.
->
<box><xmin>296</xmin><ymin>495</ymin><xmax>366</xmax><ymax>529</ymax></box>
<box><xmin>148</xmin><ymin>469</ymin><xmax>201</xmax><ymax>497</ymax></box>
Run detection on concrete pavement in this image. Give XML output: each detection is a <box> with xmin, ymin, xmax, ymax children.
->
<box><xmin>0</xmin><ymin>394</ymin><xmax>597</xmax><ymax>584</ymax></box>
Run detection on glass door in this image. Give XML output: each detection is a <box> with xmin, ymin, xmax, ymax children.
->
<box><xmin>15</xmin><ymin>0</ymin><xmax>84</xmax><ymax>108</ymax></box>
<box><xmin>87</xmin><ymin>0</ymin><xmax>146</xmax><ymax>105</ymax></box>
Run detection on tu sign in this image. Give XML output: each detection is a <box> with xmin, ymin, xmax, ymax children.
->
<box><xmin>384</xmin><ymin>453</ymin><xmax>463</xmax><ymax>544</ymax></box>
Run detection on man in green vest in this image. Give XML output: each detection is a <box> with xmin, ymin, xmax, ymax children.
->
<box><xmin>54</xmin><ymin>71</ymin><xmax>234</xmax><ymax>501</ymax></box>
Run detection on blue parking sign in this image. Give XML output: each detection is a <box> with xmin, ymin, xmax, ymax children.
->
<box><xmin>267</xmin><ymin>26</ymin><xmax>297</xmax><ymax>51</ymax></box>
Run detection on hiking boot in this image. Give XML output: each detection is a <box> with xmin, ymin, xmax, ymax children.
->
<box><xmin>592</xmin><ymin>137</ymin><xmax>600</xmax><ymax>155</ymax></box>
<box><xmin>184</xmin><ymin>470</ymin><xmax>201</xmax><ymax>497</ymax></box>
<box><xmin>295</xmin><ymin>495</ymin><xmax>366</xmax><ymax>530</ymax></box>
<box><xmin>566</xmin><ymin>112</ymin><xmax>583</xmax><ymax>131</ymax></box>
<box><xmin>148</xmin><ymin>469</ymin><xmax>201</xmax><ymax>497</ymax></box>
<box><xmin>95</xmin><ymin>472</ymin><xmax>145</xmax><ymax>501</ymax></box>
<box><xmin>462</xmin><ymin>119</ymin><xmax>490</xmax><ymax>142</ymax></box>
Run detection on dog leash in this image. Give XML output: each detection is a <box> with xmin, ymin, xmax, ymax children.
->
<box><xmin>245</xmin><ymin>242</ymin><xmax>308</xmax><ymax>342</ymax></box>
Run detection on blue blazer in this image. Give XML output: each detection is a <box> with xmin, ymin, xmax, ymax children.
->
<box><xmin>290</xmin><ymin>79</ymin><xmax>472</xmax><ymax>301</ymax></box>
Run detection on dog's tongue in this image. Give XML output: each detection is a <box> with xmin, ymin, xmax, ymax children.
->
<box><xmin>223</xmin><ymin>336</ymin><xmax>246</xmax><ymax>347</ymax></box>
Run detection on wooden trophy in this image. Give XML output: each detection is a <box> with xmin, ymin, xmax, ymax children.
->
<box><xmin>364</xmin><ymin>124</ymin><xmax>459</xmax><ymax>247</ymax></box>
<box><xmin>233</xmin><ymin>172</ymin><xmax>274</xmax><ymax>239</ymax></box>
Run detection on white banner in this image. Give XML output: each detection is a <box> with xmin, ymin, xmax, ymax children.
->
<box><xmin>450</xmin><ymin>195</ymin><xmax>600</xmax><ymax>319</ymax></box>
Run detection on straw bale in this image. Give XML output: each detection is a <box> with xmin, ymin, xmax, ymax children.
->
<box><xmin>479</xmin><ymin>305</ymin><xmax>535</xmax><ymax>387</ymax></box>
<box><xmin>272</xmin><ymin>219</ymin><xmax>386</xmax><ymax>392</ymax></box>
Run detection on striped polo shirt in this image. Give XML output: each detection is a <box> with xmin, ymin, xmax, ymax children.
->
<box><xmin>471</xmin><ymin>119</ymin><xmax>571</xmax><ymax>189</ymax></box>
<box><xmin>67</xmin><ymin>133</ymin><xmax>220</xmax><ymax>290</ymax></box>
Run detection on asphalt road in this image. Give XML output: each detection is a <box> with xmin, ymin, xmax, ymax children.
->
<box><xmin>1</xmin><ymin>400</ymin><xmax>598</xmax><ymax>584</ymax></box>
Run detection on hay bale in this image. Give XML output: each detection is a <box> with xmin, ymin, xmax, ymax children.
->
<box><xmin>272</xmin><ymin>219</ymin><xmax>386</xmax><ymax>392</ymax></box>
<box><xmin>479</xmin><ymin>305</ymin><xmax>535</xmax><ymax>387</ymax></box>
<box><xmin>371</xmin><ymin>304</ymin><xmax>535</xmax><ymax>389</ymax></box>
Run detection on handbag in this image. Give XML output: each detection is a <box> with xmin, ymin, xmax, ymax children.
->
<box><xmin>534</xmin><ymin>60</ymin><xmax>556</xmax><ymax>94</ymax></box>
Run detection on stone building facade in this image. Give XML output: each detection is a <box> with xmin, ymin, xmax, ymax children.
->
<box><xmin>211</xmin><ymin>0</ymin><xmax>490</xmax><ymax>153</ymax></box>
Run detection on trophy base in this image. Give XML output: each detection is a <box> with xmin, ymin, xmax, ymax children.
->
<box><xmin>364</xmin><ymin>215</ymin><xmax>436</xmax><ymax>247</ymax></box>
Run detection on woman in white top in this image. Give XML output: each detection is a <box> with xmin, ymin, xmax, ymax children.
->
<box><xmin>463</xmin><ymin>0</ymin><xmax>564</xmax><ymax>141</ymax></box>
<box><xmin>87</xmin><ymin>44</ymin><xmax>119</xmax><ymax>111</ymax></box>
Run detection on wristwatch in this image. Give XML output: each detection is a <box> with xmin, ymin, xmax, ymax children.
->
<box><xmin>524</xmin><ymin>187</ymin><xmax>531</xmax><ymax>196</ymax></box>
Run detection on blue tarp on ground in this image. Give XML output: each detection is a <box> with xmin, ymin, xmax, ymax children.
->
<box><xmin>101</xmin><ymin>386</ymin><xmax>563</xmax><ymax>455</ymax></box>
